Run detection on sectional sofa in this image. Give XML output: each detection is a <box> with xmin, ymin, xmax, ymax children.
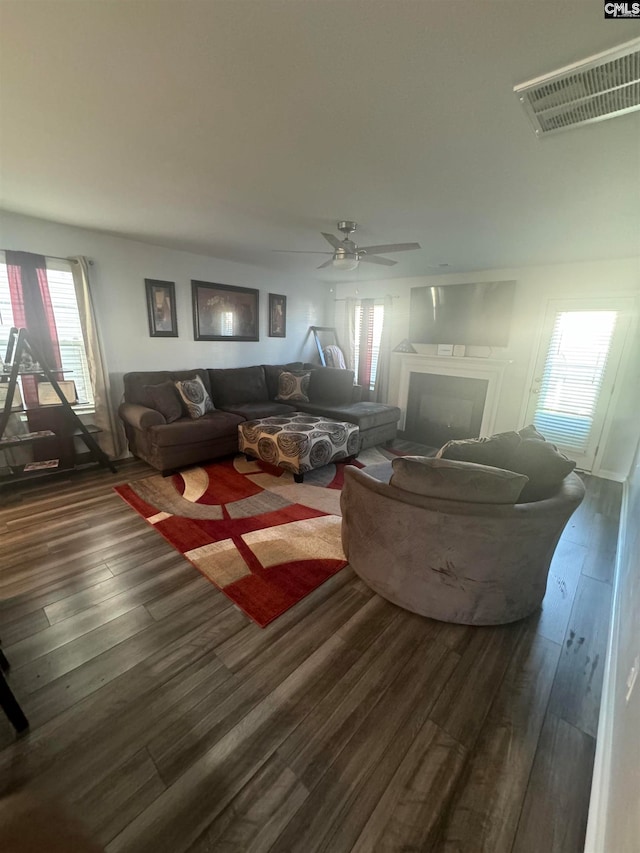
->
<box><xmin>118</xmin><ymin>363</ymin><xmax>401</xmax><ymax>473</ymax></box>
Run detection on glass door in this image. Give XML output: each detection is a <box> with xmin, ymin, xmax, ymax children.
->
<box><xmin>525</xmin><ymin>301</ymin><xmax>631</xmax><ymax>472</ymax></box>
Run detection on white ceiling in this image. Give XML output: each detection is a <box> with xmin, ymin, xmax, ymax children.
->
<box><xmin>1</xmin><ymin>0</ymin><xmax>639</xmax><ymax>281</ymax></box>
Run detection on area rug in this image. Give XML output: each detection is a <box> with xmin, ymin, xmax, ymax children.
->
<box><xmin>115</xmin><ymin>447</ymin><xmax>397</xmax><ymax>627</ymax></box>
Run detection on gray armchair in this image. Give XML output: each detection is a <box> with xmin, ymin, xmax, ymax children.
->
<box><xmin>340</xmin><ymin>462</ymin><xmax>585</xmax><ymax>626</ymax></box>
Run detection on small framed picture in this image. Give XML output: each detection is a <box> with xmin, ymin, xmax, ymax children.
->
<box><xmin>192</xmin><ymin>281</ymin><xmax>259</xmax><ymax>342</ymax></box>
<box><xmin>268</xmin><ymin>293</ymin><xmax>287</xmax><ymax>338</ymax></box>
<box><xmin>145</xmin><ymin>279</ymin><xmax>178</xmax><ymax>338</ymax></box>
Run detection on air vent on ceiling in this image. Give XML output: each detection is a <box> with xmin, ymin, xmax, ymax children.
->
<box><xmin>514</xmin><ymin>37</ymin><xmax>640</xmax><ymax>136</ymax></box>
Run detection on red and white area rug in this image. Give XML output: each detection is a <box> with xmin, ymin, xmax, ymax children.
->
<box><xmin>115</xmin><ymin>447</ymin><xmax>396</xmax><ymax>627</ymax></box>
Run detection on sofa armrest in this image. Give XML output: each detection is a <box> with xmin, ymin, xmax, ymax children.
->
<box><xmin>351</xmin><ymin>384</ymin><xmax>363</xmax><ymax>403</ymax></box>
<box><xmin>118</xmin><ymin>402</ymin><xmax>166</xmax><ymax>430</ymax></box>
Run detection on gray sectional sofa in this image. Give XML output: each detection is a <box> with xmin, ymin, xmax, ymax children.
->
<box><xmin>118</xmin><ymin>363</ymin><xmax>401</xmax><ymax>473</ymax></box>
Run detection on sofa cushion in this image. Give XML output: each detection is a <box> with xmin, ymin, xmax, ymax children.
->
<box><xmin>141</xmin><ymin>380</ymin><xmax>183</xmax><ymax>423</ymax></box>
<box><xmin>263</xmin><ymin>363</ymin><xmax>305</xmax><ymax>400</ymax></box>
<box><xmin>148</xmin><ymin>411</ymin><xmax>244</xmax><ymax>448</ymax></box>
<box><xmin>124</xmin><ymin>370</ymin><xmax>211</xmax><ymax>406</ymax></box>
<box><xmin>437</xmin><ymin>431</ymin><xmax>521</xmax><ymax>467</ymax></box>
<box><xmin>175</xmin><ymin>375</ymin><xmax>215</xmax><ymax>419</ymax></box>
<box><xmin>220</xmin><ymin>401</ymin><xmax>296</xmax><ymax>419</ymax></box>
<box><xmin>275</xmin><ymin>371</ymin><xmax>311</xmax><ymax>402</ymax></box>
<box><xmin>208</xmin><ymin>366</ymin><xmax>268</xmax><ymax>407</ymax></box>
<box><xmin>296</xmin><ymin>401</ymin><xmax>401</xmax><ymax>432</ymax></box>
<box><xmin>390</xmin><ymin>456</ymin><xmax>529</xmax><ymax>504</ymax></box>
<box><xmin>509</xmin><ymin>439</ymin><xmax>576</xmax><ymax>502</ymax></box>
<box><xmin>308</xmin><ymin>367</ymin><xmax>356</xmax><ymax>405</ymax></box>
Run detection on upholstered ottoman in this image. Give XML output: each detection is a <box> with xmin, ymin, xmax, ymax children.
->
<box><xmin>238</xmin><ymin>413</ymin><xmax>359</xmax><ymax>482</ymax></box>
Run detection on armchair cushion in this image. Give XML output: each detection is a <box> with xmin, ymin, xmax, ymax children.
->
<box><xmin>509</xmin><ymin>438</ymin><xmax>576</xmax><ymax>501</ymax></box>
<box><xmin>436</xmin><ymin>430</ymin><xmax>521</xmax><ymax>467</ymax></box>
<box><xmin>518</xmin><ymin>423</ymin><xmax>546</xmax><ymax>441</ymax></box>
<box><xmin>391</xmin><ymin>456</ymin><xmax>529</xmax><ymax>504</ymax></box>
<box><xmin>437</xmin><ymin>424</ymin><xmax>575</xmax><ymax>502</ymax></box>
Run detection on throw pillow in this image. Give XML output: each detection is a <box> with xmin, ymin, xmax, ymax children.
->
<box><xmin>174</xmin><ymin>375</ymin><xmax>215</xmax><ymax>419</ymax></box>
<box><xmin>141</xmin><ymin>381</ymin><xmax>183</xmax><ymax>423</ymax></box>
<box><xmin>275</xmin><ymin>370</ymin><xmax>311</xmax><ymax>403</ymax></box>
<box><xmin>509</xmin><ymin>438</ymin><xmax>576</xmax><ymax>502</ymax></box>
<box><xmin>436</xmin><ymin>430</ymin><xmax>521</xmax><ymax>469</ymax></box>
<box><xmin>308</xmin><ymin>367</ymin><xmax>356</xmax><ymax>405</ymax></box>
<box><xmin>390</xmin><ymin>456</ymin><xmax>529</xmax><ymax>504</ymax></box>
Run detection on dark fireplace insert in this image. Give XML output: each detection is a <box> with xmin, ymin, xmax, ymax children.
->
<box><xmin>404</xmin><ymin>372</ymin><xmax>488</xmax><ymax>447</ymax></box>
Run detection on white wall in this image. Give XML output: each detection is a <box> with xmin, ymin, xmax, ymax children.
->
<box><xmin>1</xmin><ymin>210</ymin><xmax>331</xmax><ymax>404</ymax></box>
<box><xmin>586</xmin><ymin>436</ymin><xmax>640</xmax><ymax>852</ymax></box>
<box><xmin>334</xmin><ymin>257</ymin><xmax>640</xmax><ymax>479</ymax></box>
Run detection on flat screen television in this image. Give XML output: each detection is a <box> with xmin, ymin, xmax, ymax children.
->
<box><xmin>409</xmin><ymin>281</ymin><xmax>516</xmax><ymax>347</ymax></box>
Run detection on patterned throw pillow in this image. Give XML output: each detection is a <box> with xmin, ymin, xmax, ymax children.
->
<box><xmin>275</xmin><ymin>370</ymin><xmax>311</xmax><ymax>403</ymax></box>
<box><xmin>174</xmin><ymin>375</ymin><xmax>215</xmax><ymax>419</ymax></box>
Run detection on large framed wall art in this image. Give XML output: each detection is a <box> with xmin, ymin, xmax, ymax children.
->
<box><xmin>192</xmin><ymin>281</ymin><xmax>259</xmax><ymax>342</ymax></box>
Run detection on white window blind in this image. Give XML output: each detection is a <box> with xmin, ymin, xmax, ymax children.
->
<box><xmin>533</xmin><ymin>310</ymin><xmax>617</xmax><ymax>451</ymax></box>
<box><xmin>353</xmin><ymin>303</ymin><xmax>385</xmax><ymax>391</ymax></box>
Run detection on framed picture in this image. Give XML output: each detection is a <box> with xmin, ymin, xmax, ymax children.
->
<box><xmin>145</xmin><ymin>279</ymin><xmax>178</xmax><ymax>338</ymax></box>
<box><xmin>37</xmin><ymin>381</ymin><xmax>78</xmax><ymax>406</ymax></box>
<box><xmin>268</xmin><ymin>293</ymin><xmax>287</xmax><ymax>338</ymax></box>
<box><xmin>192</xmin><ymin>281</ymin><xmax>259</xmax><ymax>341</ymax></box>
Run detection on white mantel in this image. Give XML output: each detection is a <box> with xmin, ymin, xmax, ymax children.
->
<box><xmin>397</xmin><ymin>354</ymin><xmax>510</xmax><ymax>436</ymax></box>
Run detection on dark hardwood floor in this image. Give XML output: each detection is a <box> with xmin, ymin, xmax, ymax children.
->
<box><xmin>0</xmin><ymin>457</ymin><xmax>621</xmax><ymax>852</ymax></box>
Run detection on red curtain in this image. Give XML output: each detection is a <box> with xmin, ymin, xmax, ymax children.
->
<box><xmin>5</xmin><ymin>251</ymin><xmax>62</xmax><ymax>405</ymax></box>
<box><xmin>357</xmin><ymin>299</ymin><xmax>375</xmax><ymax>399</ymax></box>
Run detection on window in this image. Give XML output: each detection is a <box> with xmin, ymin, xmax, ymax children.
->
<box><xmin>353</xmin><ymin>302</ymin><xmax>385</xmax><ymax>391</ymax></box>
<box><xmin>0</xmin><ymin>254</ymin><xmax>94</xmax><ymax>408</ymax></box>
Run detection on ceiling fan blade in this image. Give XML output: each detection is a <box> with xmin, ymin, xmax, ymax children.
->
<box><xmin>358</xmin><ymin>242</ymin><xmax>421</xmax><ymax>254</ymax></box>
<box><xmin>272</xmin><ymin>250</ymin><xmax>332</xmax><ymax>254</ymax></box>
<box><xmin>360</xmin><ymin>255</ymin><xmax>397</xmax><ymax>266</ymax></box>
<box><xmin>317</xmin><ymin>259</ymin><xmax>334</xmax><ymax>269</ymax></box>
<box><xmin>321</xmin><ymin>232</ymin><xmax>342</xmax><ymax>249</ymax></box>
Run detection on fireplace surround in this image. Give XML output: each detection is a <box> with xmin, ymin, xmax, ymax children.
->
<box><xmin>397</xmin><ymin>354</ymin><xmax>508</xmax><ymax>445</ymax></box>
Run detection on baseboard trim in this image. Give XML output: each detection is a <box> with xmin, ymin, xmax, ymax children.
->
<box><xmin>591</xmin><ymin>469</ymin><xmax>625</xmax><ymax>482</ymax></box>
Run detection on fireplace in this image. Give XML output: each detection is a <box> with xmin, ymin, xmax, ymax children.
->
<box><xmin>404</xmin><ymin>372</ymin><xmax>489</xmax><ymax>446</ymax></box>
<box><xmin>398</xmin><ymin>353</ymin><xmax>510</xmax><ymax>447</ymax></box>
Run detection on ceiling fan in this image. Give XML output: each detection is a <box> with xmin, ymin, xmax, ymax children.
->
<box><xmin>275</xmin><ymin>221</ymin><xmax>421</xmax><ymax>271</ymax></box>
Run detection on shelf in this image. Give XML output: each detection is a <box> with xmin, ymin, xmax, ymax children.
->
<box><xmin>1</xmin><ymin>369</ymin><xmax>67</xmax><ymax>378</ymax></box>
<box><xmin>0</xmin><ymin>328</ymin><xmax>116</xmax><ymax>478</ymax></box>
<box><xmin>0</xmin><ymin>430</ymin><xmax>55</xmax><ymax>449</ymax></box>
<box><xmin>0</xmin><ymin>462</ymin><xmax>74</xmax><ymax>484</ymax></box>
<box><xmin>24</xmin><ymin>402</ymin><xmax>87</xmax><ymax>410</ymax></box>
<box><xmin>73</xmin><ymin>424</ymin><xmax>101</xmax><ymax>435</ymax></box>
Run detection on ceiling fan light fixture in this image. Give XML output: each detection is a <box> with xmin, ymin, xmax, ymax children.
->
<box><xmin>332</xmin><ymin>256</ymin><xmax>359</xmax><ymax>271</ymax></box>
<box><xmin>331</xmin><ymin>246</ymin><xmax>360</xmax><ymax>271</ymax></box>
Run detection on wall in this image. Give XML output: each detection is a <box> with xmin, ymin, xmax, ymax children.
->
<box><xmin>585</xmin><ymin>436</ymin><xmax>640</xmax><ymax>852</ymax></box>
<box><xmin>334</xmin><ymin>257</ymin><xmax>640</xmax><ymax>480</ymax></box>
<box><xmin>1</xmin><ymin>210</ymin><xmax>330</xmax><ymax>406</ymax></box>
